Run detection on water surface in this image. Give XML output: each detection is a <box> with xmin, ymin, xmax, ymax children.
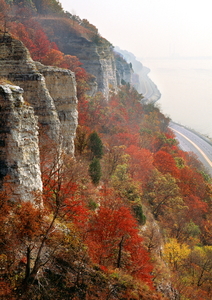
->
<box><xmin>142</xmin><ymin>58</ymin><xmax>212</xmax><ymax>138</ymax></box>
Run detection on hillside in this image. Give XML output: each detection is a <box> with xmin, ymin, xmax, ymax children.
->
<box><xmin>0</xmin><ymin>1</ymin><xmax>212</xmax><ymax>300</ymax></box>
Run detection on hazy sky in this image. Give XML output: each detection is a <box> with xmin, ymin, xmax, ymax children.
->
<box><xmin>60</xmin><ymin>0</ymin><xmax>212</xmax><ymax>58</ymax></box>
<box><xmin>59</xmin><ymin>0</ymin><xmax>212</xmax><ymax>137</ymax></box>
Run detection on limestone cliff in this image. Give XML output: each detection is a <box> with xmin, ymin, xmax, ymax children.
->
<box><xmin>114</xmin><ymin>52</ymin><xmax>133</xmax><ymax>86</ymax></box>
<box><xmin>35</xmin><ymin>63</ymin><xmax>78</xmax><ymax>154</ymax></box>
<box><xmin>0</xmin><ymin>34</ymin><xmax>78</xmax><ymax>155</ymax></box>
<box><xmin>0</xmin><ymin>84</ymin><xmax>42</xmax><ymax>201</ymax></box>
<box><xmin>0</xmin><ymin>34</ymin><xmax>78</xmax><ymax>200</ymax></box>
<box><xmin>38</xmin><ymin>18</ymin><xmax>134</xmax><ymax>99</ymax></box>
<box><xmin>0</xmin><ymin>34</ymin><xmax>60</xmax><ymax>142</ymax></box>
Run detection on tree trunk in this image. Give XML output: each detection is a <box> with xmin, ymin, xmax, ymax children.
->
<box><xmin>117</xmin><ymin>236</ymin><xmax>124</xmax><ymax>269</ymax></box>
<box><xmin>25</xmin><ymin>246</ymin><xmax>31</xmax><ymax>281</ymax></box>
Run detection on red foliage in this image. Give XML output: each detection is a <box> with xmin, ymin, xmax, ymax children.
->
<box><xmin>153</xmin><ymin>150</ymin><xmax>179</xmax><ymax>178</ymax></box>
<box><xmin>78</xmin><ymin>96</ymin><xmax>89</xmax><ymax>125</ymax></box>
<box><xmin>112</xmin><ymin>132</ymin><xmax>140</xmax><ymax>147</ymax></box>
<box><xmin>63</xmin><ymin>197</ymin><xmax>90</xmax><ymax>230</ymax></box>
<box><xmin>10</xmin><ymin>22</ymin><xmax>37</xmax><ymax>53</ymax></box>
<box><xmin>42</xmin><ymin>48</ymin><xmax>64</xmax><ymax>66</ymax></box>
<box><xmin>178</xmin><ymin>167</ymin><xmax>206</xmax><ymax>198</ymax></box>
<box><xmin>86</xmin><ymin>205</ymin><xmax>153</xmax><ymax>287</ymax></box>
<box><xmin>32</xmin><ymin>28</ymin><xmax>52</xmax><ymax>61</ymax></box>
<box><xmin>126</xmin><ymin>145</ymin><xmax>154</xmax><ymax>183</ymax></box>
<box><xmin>13</xmin><ymin>201</ymin><xmax>43</xmax><ymax>240</ymax></box>
<box><xmin>10</xmin><ymin>21</ymin><xmax>52</xmax><ymax>62</ymax></box>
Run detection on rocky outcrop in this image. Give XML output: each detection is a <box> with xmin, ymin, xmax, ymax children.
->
<box><xmin>0</xmin><ymin>34</ymin><xmax>78</xmax><ymax>155</ymax></box>
<box><xmin>0</xmin><ymin>34</ymin><xmax>78</xmax><ymax>201</ymax></box>
<box><xmin>114</xmin><ymin>52</ymin><xmax>133</xmax><ymax>86</ymax></box>
<box><xmin>38</xmin><ymin>19</ymin><xmax>134</xmax><ymax>99</ymax></box>
<box><xmin>36</xmin><ymin>63</ymin><xmax>78</xmax><ymax>154</ymax></box>
<box><xmin>0</xmin><ymin>84</ymin><xmax>42</xmax><ymax>201</ymax></box>
<box><xmin>50</xmin><ymin>27</ymin><xmax>118</xmax><ymax>98</ymax></box>
<box><xmin>0</xmin><ymin>34</ymin><xmax>60</xmax><ymax>142</ymax></box>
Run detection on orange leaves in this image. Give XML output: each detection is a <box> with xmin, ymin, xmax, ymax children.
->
<box><xmin>0</xmin><ymin>280</ymin><xmax>12</xmax><ymax>298</ymax></box>
<box><xmin>184</xmin><ymin>195</ymin><xmax>208</xmax><ymax>220</ymax></box>
<box><xmin>63</xmin><ymin>197</ymin><xmax>90</xmax><ymax>230</ymax></box>
<box><xmin>112</xmin><ymin>132</ymin><xmax>140</xmax><ymax>147</ymax></box>
<box><xmin>42</xmin><ymin>48</ymin><xmax>64</xmax><ymax>66</ymax></box>
<box><xmin>153</xmin><ymin>150</ymin><xmax>180</xmax><ymax>178</ymax></box>
<box><xmin>59</xmin><ymin>54</ymin><xmax>83</xmax><ymax>71</ymax></box>
<box><xmin>86</xmin><ymin>205</ymin><xmax>153</xmax><ymax>287</ymax></box>
<box><xmin>178</xmin><ymin>167</ymin><xmax>206</xmax><ymax>199</ymax></box>
<box><xmin>126</xmin><ymin>145</ymin><xmax>154</xmax><ymax>183</ymax></box>
<box><xmin>12</xmin><ymin>201</ymin><xmax>43</xmax><ymax>241</ymax></box>
<box><xmin>10</xmin><ymin>21</ymin><xmax>52</xmax><ymax>62</ymax></box>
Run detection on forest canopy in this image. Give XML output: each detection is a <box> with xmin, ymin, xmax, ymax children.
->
<box><xmin>0</xmin><ymin>1</ymin><xmax>212</xmax><ymax>299</ymax></box>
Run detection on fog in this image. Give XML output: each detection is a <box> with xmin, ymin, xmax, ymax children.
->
<box><xmin>142</xmin><ymin>57</ymin><xmax>212</xmax><ymax>137</ymax></box>
<box><xmin>60</xmin><ymin>0</ymin><xmax>212</xmax><ymax>137</ymax></box>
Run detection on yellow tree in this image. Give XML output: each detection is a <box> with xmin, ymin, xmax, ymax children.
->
<box><xmin>163</xmin><ymin>238</ymin><xmax>191</xmax><ymax>271</ymax></box>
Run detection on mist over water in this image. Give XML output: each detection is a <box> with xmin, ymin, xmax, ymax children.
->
<box><xmin>141</xmin><ymin>58</ymin><xmax>212</xmax><ymax>138</ymax></box>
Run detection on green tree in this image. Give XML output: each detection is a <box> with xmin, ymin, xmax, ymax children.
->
<box><xmin>144</xmin><ymin>170</ymin><xmax>183</xmax><ymax>219</ymax></box>
<box><xmin>132</xmin><ymin>203</ymin><xmax>146</xmax><ymax>225</ymax></box>
<box><xmin>88</xmin><ymin>131</ymin><xmax>103</xmax><ymax>159</ymax></box>
<box><xmin>89</xmin><ymin>157</ymin><xmax>102</xmax><ymax>185</ymax></box>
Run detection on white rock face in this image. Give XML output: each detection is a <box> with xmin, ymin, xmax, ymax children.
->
<box><xmin>0</xmin><ymin>84</ymin><xmax>42</xmax><ymax>202</ymax></box>
<box><xmin>38</xmin><ymin>20</ymin><xmax>133</xmax><ymax>99</ymax></box>
<box><xmin>0</xmin><ymin>34</ymin><xmax>79</xmax><ymax>202</ymax></box>
<box><xmin>0</xmin><ymin>34</ymin><xmax>61</xmax><ymax>143</ymax></box>
<box><xmin>0</xmin><ymin>34</ymin><xmax>78</xmax><ymax>155</ymax></box>
<box><xmin>36</xmin><ymin>63</ymin><xmax>78</xmax><ymax>155</ymax></box>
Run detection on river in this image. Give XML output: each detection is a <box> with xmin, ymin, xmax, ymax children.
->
<box><xmin>141</xmin><ymin>57</ymin><xmax>212</xmax><ymax>138</ymax></box>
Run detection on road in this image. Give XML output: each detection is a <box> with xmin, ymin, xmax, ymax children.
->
<box><xmin>138</xmin><ymin>67</ymin><xmax>161</xmax><ymax>103</ymax></box>
<box><xmin>169</xmin><ymin>122</ymin><xmax>212</xmax><ymax>176</ymax></box>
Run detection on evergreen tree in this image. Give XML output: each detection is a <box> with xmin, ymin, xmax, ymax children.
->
<box><xmin>88</xmin><ymin>131</ymin><xmax>103</xmax><ymax>159</ymax></box>
<box><xmin>89</xmin><ymin>157</ymin><xmax>102</xmax><ymax>185</ymax></box>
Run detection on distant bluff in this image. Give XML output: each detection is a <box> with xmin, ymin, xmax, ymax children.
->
<box><xmin>38</xmin><ymin>17</ymin><xmax>134</xmax><ymax>99</ymax></box>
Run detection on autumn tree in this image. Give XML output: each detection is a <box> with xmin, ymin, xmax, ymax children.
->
<box><xmin>188</xmin><ymin>246</ymin><xmax>212</xmax><ymax>292</ymax></box>
<box><xmin>139</xmin><ymin>104</ymin><xmax>171</xmax><ymax>152</ymax></box>
<box><xmin>126</xmin><ymin>145</ymin><xmax>154</xmax><ymax>185</ymax></box>
<box><xmin>74</xmin><ymin>125</ymin><xmax>90</xmax><ymax>156</ymax></box>
<box><xmin>101</xmin><ymin>145</ymin><xmax>127</xmax><ymax>180</ymax></box>
<box><xmin>153</xmin><ymin>150</ymin><xmax>179</xmax><ymax>178</ymax></box>
<box><xmin>143</xmin><ymin>170</ymin><xmax>183</xmax><ymax>219</ymax></box>
<box><xmin>86</xmin><ymin>205</ymin><xmax>153</xmax><ymax>287</ymax></box>
<box><xmin>41</xmin><ymin>48</ymin><xmax>63</xmax><ymax>66</ymax></box>
<box><xmin>163</xmin><ymin>238</ymin><xmax>191</xmax><ymax>271</ymax></box>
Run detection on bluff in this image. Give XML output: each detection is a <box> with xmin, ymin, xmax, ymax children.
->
<box><xmin>38</xmin><ymin>18</ymin><xmax>134</xmax><ymax>99</ymax></box>
<box><xmin>115</xmin><ymin>47</ymin><xmax>161</xmax><ymax>103</ymax></box>
<box><xmin>0</xmin><ymin>34</ymin><xmax>78</xmax><ymax>199</ymax></box>
<box><xmin>0</xmin><ymin>34</ymin><xmax>78</xmax><ymax>154</ymax></box>
<box><xmin>0</xmin><ymin>84</ymin><xmax>42</xmax><ymax>201</ymax></box>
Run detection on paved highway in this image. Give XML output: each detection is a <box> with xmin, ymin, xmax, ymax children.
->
<box><xmin>169</xmin><ymin>122</ymin><xmax>212</xmax><ymax>176</ymax></box>
<box><xmin>138</xmin><ymin>67</ymin><xmax>161</xmax><ymax>103</ymax></box>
